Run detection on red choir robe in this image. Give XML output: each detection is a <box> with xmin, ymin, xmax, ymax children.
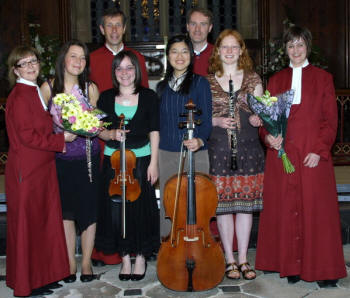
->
<box><xmin>5</xmin><ymin>83</ymin><xmax>70</xmax><ymax>296</ymax></box>
<box><xmin>255</xmin><ymin>65</ymin><xmax>347</xmax><ymax>281</ymax></box>
<box><xmin>193</xmin><ymin>43</ymin><xmax>213</xmax><ymax>77</ymax></box>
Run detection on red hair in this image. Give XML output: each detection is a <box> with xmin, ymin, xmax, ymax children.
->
<box><xmin>209</xmin><ymin>29</ymin><xmax>253</xmax><ymax>77</ymax></box>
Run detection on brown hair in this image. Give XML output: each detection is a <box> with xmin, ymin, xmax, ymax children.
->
<box><xmin>7</xmin><ymin>45</ymin><xmax>40</xmax><ymax>87</ymax></box>
<box><xmin>209</xmin><ymin>29</ymin><xmax>253</xmax><ymax>77</ymax></box>
<box><xmin>186</xmin><ymin>7</ymin><xmax>213</xmax><ymax>25</ymax></box>
<box><xmin>283</xmin><ymin>25</ymin><xmax>312</xmax><ymax>56</ymax></box>
<box><xmin>111</xmin><ymin>50</ymin><xmax>142</xmax><ymax>96</ymax></box>
<box><xmin>100</xmin><ymin>7</ymin><xmax>126</xmax><ymax>27</ymax></box>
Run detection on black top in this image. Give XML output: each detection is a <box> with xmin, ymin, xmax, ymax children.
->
<box><xmin>97</xmin><ymin>87</ymin><xmax>160</xmax><ymax>149</ymax></box>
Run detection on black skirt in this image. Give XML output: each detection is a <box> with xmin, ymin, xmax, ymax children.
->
<box><xmin>95</xmin><ymin>155</ymin><xmax>160</xmax><ymax>257</ymax></box>
<box><xmin>56</xmin><ymin>154</ymin><xmax>100</xmax><ymax>232</ymax></box>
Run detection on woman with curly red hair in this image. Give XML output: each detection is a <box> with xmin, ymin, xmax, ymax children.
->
<box><xmin>207</xmin><ymin>29</ymin><xmax>264</xmax><ymax>280</ymax></box>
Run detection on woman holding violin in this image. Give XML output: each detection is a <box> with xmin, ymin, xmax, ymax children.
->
<box><xmin>157</xmin><ymin>34</ymin><xmax>213</xmax><ymax>239</ymax></box>
<box><xmin>96</xmin><ymin>50</ymin><xmax>160</xmax><ymax>281</ymax></box>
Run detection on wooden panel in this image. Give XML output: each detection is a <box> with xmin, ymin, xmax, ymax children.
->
<box><xmin>333</xmin><ymin>89</ymin><xmax>350</xmax><ymax>165</ymax></box>
<box><xmin>266</xmin><ymin>0</ymin><xmax>349</xmax><ymax>89</ymax></box>
<box><xmin>0</xmin><ymin>0</ymin><xmax>22</xmax><ymax>97</ymax></box>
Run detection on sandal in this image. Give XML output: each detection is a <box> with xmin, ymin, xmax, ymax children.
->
<box><xmin>238</xmin><ymin>262</ymin><xmax>256</xmax><ymax>280</ymax></box>
<box><xmin>225</xmin><ymin>262</ymin><xmax>240</xmax><ymax>280</ymax></box>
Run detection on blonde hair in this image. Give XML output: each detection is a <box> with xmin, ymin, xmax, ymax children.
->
<box><xmin>209</xmin><ymin>29</ymin><xmax>253</xmax><ymax>77</ymax></box>
<box><xmin>7</xmin><ymin>46</ymin><xmax>40</xmax><ymax>87</ymax></box>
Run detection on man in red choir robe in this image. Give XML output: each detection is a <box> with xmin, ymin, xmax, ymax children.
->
<box><xmin>90</xmin><ymin>8</ymin><xmax>149</xmax><ymax>92</ymax></box>
<box><xmin>186</xmin><ymin>7</ymin><xmax>214</xmax><ymax>76</ymax></box>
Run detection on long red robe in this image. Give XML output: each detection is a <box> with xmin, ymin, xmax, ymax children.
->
<box><xmin>255</xmin><ymin>65</ymin><xmax>347</xmax><ymax>281</ymax></box>
<box><xmin>5</xmin><ymin>83</ymin><xmax>70</xmax><ymax>296</ymax></box>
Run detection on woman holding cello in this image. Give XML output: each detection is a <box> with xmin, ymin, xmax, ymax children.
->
<box><xmin>157</xmin><ymin>35</ymin><xmax>213</xmax><ymax>239</ymax></box>
<box><xmin>156</xmin><ymin>35</ymin><xmax>225</xmax><ymax>291</ymax></box>
<box><xmin>96</xmin><ymin>50</ymin><xmax>160</xmax><ymax>281</ymax></box>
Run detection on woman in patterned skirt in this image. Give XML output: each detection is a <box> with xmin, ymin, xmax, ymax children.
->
<box><xmin>207</xmin><ymin>29</ymin><xmax>264</xmax><ymax>280</ymax></box>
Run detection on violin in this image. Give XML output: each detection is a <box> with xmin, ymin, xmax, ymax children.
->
<box><xmin>157</xmin><ymin>100</ymin><xmax>225</xmax><ymax>291</ymax></box>
<box><xmin>109</xmin><ymin>114</ymin><xmax>141</xmax><ymax>238</ymax></box>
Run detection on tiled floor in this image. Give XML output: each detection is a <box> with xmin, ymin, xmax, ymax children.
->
<box><xmin>0</xmin><ymin>168</ymin><xmax>349</xmax><ymax>297</ymax></box>
<box><xmin>0</xmin><ymin>246</ymin><xmax>349</xmax><ymax>297</ymax></box>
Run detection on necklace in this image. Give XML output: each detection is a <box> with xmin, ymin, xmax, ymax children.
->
<box><xmin>122</xmin><ymin>98</ymin><xmax>131</xmax><ymax>105</ymax></box>
<box><xmin>115</xmin><ymin>95</ymin><xmax>132</xmax><ymax>106</ymax></box>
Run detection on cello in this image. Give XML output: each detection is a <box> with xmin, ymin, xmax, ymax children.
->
<box><xmin>157</xmin><ymin>100</ymin><xmax>225</xmax><ymax>291</ymax></box>
<box><xmin>109</xmin><ymin>114</ymin><xmax>141</xmax><ymax>238</ymax></box>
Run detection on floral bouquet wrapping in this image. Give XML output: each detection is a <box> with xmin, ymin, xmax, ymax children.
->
<box><xmin>50</xmin><ymin>92</ymin><xmax>108</xmax><ymax>137</ymax></box>
<box><xmin>248</xmin><ymin>90</ymin><xmax>295</xmax><ymax>173</ymax></box>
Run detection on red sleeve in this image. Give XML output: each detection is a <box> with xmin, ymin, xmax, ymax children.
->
<box><xmin>10</xmin><ymin>94</ymin><xmax>65</xmax><ymax>152</ymax></box>
<box><xmin>312</xmin><ymin>73</ymin><xmax>338</xmax><ymax>160</ymax></box>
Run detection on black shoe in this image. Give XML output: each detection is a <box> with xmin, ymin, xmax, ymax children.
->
<box><xmin>317</xmin><ymin>279</ymin><xmax>338</xmax><ymax>288</ymax></box>
<box><xmin>63</xmin><ymin>274</ymin><xmax>77</xmax><ymax>283</ymax></box>
<box><xmin>30</xmin><ymin>287</ymin><xmax>53</xmax><ymax>296</ymax></box>
<box><xmin>92</xmin><ymin>259</ymin><xmax>105</xmax><ymax>267</ymax></box>
<box><xmin>80</xmin><ymin>274</ymin><xmax>97</xmax><ymax>282</ymax></box>
<box><xmin>45</xmin><ymin>281</ymin><xmax>63</xmax><ymax>289</ymax></box>
<box><xmin>131</xmin><ymin>262</ymin><xmax>147</xmax><ymax>281</ymax></box>
<box><xmin>287</xmin><ymin>275</ymin><xmax>300</xmax><ymax>284</ymax></box>
<box><xmin>119</xmin><ymin>272</ymin><xmax>131</xmax><ymax>281</ymax></box>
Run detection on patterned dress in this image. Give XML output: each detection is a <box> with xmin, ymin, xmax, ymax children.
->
<box><xmin>207</xmin><ymin>71</ymin><xmax>264</xmax><ymax>214</ymax></box>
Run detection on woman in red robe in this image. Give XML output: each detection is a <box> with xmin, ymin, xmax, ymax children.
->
<box><xmin>5</xmin><ymin>46</ymin><xmax>75</xmax><ymax>296</ymax></box>
<box><xmin>255</xmin><ymin>26</ymin><xmax>347</xmax><ymax>286</ymax></box>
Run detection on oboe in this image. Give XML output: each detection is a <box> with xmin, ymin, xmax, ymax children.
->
<box><xmin>228</xmin><ymin>76</ymin><xmax>238</xmax><ymax>170</ymax></box>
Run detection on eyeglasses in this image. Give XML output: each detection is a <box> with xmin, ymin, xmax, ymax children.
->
<box><xmin>116</xmin><ymin>66</ymin><xmax>135</xmax><ymax>73</ymax></box>
<box><xmin>16</xmin><ymin>59</ymin><xmax>39</xmax><ymax>68</ymax></box>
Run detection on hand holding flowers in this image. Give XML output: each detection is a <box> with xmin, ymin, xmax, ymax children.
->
<box><xmin>51</xmin><ymin>93</ymin><xmax>109</xmax><ymax>137</ymax></box>
<box><xmin>63</xmin><ymin>131</ymin><xmax>77</xmax><ymax>142</ymax></box>
<box><xmin>248</xmin><ymin>89</ymin><xmax>295</xmax><ymax>174</ymax></box>
<box><xmin>248</xmin><ymin>114</ymin><xmax>262</xmax><ymax>127</ymax></box>
<box><xmin>265</xmin><ymin>134</ymin><xmax>283</xmax><ymax>150</ymax></box>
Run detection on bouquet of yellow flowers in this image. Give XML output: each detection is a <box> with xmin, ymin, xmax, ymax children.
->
<box><xmin>50</xmin><ymin>92</ymin><xmax>108</xmax><ymax>137</ymax></box>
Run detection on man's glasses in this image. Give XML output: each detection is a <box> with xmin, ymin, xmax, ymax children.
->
<box><xmin>16</xmin><ymin>59</ymin><xmax>40</xmax><ymax>69</ymax></box>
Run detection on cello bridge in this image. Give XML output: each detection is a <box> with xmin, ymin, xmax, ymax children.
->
<box><xmin>184</xmin><ymin>236</ymin><xmax>199</xmax><ymax>242</ymax></box>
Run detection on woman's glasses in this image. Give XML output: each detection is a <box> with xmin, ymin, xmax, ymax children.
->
<box><xmin>16</xmin><ymin>59</ymin><xmax>40</xmax><ymax>69</ymax></box>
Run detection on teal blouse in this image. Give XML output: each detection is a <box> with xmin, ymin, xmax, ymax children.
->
<box><xmin>104</xmin><ymin>103</ymin><xmax>151</xmax><ymax>157</ymax></box>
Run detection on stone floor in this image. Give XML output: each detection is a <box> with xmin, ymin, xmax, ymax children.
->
<box><xmin>0</xmin><ymin>245</ymin><xmax>349</xmax><ymax>298</ymax></box>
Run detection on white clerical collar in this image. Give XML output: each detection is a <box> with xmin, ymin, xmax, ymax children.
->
<box><xmin>289</xmin><ymin>59</ymin><xmax>309</xmax><ymax>69</ymax></box>
<box><xmin>289</xmin><ymin>59</ymin><xmax>309</xmax><ymax>105</ymax></box>
<box><xmin>105</xmin><ymin>43</ymin><xmax>124</xmax><ymax>56</ymax></box>
<box><xmin>194</xmin><ymin>43</ymin><xmax>208</xmax><ymax>56</ymax></box>
<box><xmin>17</xmin><ymin>77</ymin><xmax>47</xmax><ymax>111</ymax></box>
